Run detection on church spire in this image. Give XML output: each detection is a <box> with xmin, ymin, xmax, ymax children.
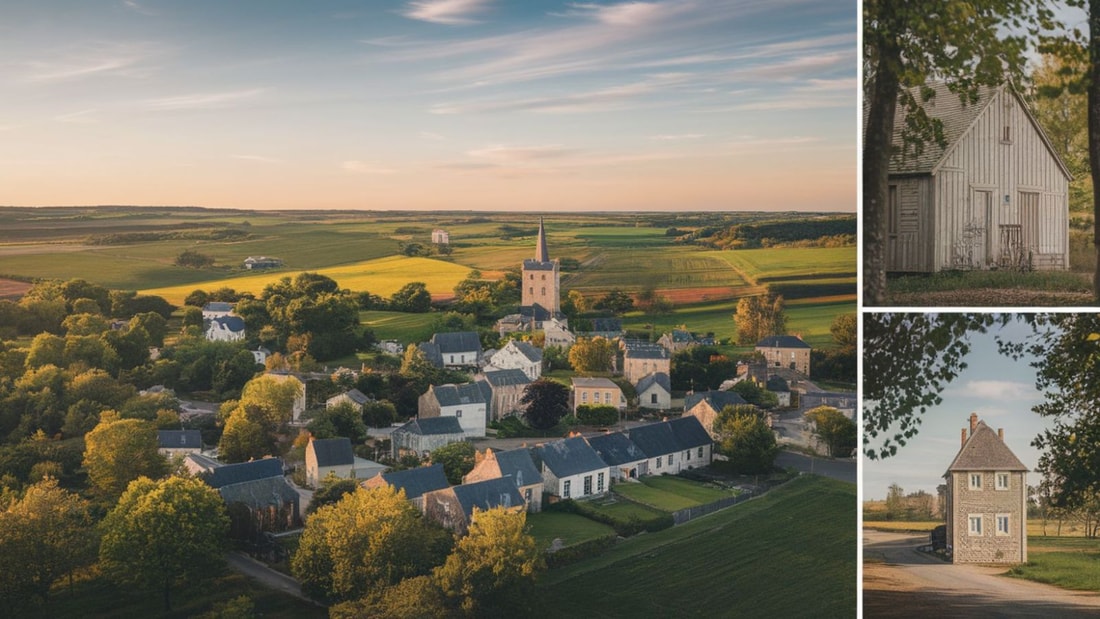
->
<box><xmin>535</xmin><ymin>217</ymin><xmax>549</xmax><ymax>263</ymax></box>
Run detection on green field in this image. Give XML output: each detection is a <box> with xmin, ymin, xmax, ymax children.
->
<box><xmin>359</xmin><ymin>310</ymin><xmax>441</xmax><ymax>343</ymax></box>
<box><xmin>538</xmin><ymin>476</ymin><xmax>856</xmax><ymax>618</ymax></box>
<box><xmin>527</xmin><ymin>511</ymin><xmax>617</xmax><ymax>550</ymax></box>
<box><xmin>611</xmin><ymin>476</ymin><xmax>739</xmax><ymax>511</ymax></box>
<box><xmin>718</xmin><ymin>247</ymin><xmax>856</xmax><ymax>283</ymax></box>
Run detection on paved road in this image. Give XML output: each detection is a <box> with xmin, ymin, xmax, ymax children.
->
<box><xmin>863</xmin><ymin>530</ymin><xmax>1100</xmax><ymax>617</ymax></box>
<box><xmin>775</xmin><ymin>450</ymin><xmax>856</xmax><ymax>484</ymax></box>
<box><xmin>226</xmin><ymin>552</ymin><xmax>316</xmax><ymax>604</ymax></box>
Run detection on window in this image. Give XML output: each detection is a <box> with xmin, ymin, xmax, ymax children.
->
<box><xmin>996</xmin><ymin>472</ymin><xmax>1010</xmax><ymax>490</ymax></box>
<box><xmin>581</xmin><ymin>391</ymin><xmax>588</xmax><ymax>403</ymax></box>
<box><xmin>563</xmin><ymin>480</ymin><xmax>571</xmax><ymax>498</ymax></box>
<box><xmin>455</xmin><ymin>409</ymin><xmax>462</xmax><ymax>418</ymax></box>
<box><xmin>996</xmin><ymin>514</ymin><xmax>1010</xmax><ymax>536</ymax></box>
<box><xmin>968</xmin><ymin>514</ymin><xmax>983</xmax><ymax>536</ymax></box>
<box><xmin>583</xmin><ymin>475</ymin><xmax>592</xmax><ymax>495</ymax></box>
<box><xmin>541</xmin><ymin>287</ymin><xmax>546</xmax><ymax>295</ymax></box>
<box><xmin>604</xmin><ymin>392</ymin><xmax>611</xmax><ymax>404</ymax></box>
<box><xmin>597</xmin><ymin>472</ymin><xmax>605</xmax><ymax>492</ymax></box>
<box><xmin>685</xmin><ymin>450</ymin><xmax>691</xmax><ymax>461</ymax></box>
<box><xmin>668</xmin><ymin>453</ymin><xmax>674</xmax><ymax>466</ymax></box>
<box><xmin>656</xmin><ymin>456</ymin><xmax>662</xmax><ymax>469</ymax></box>
<box><xmin>450</xmin><ymin>355</ymin><xmax>454</xmax><ymax>363</ymax></box>
<box><xmin>541</xmin><ymin>274</ymin><xmax>546</xmax><ymax>281</ymax></box>
<box><xmin>529</xmin><ymin>287</ymin><xmax>534</xmax><ymax>295</ymax></box>
<box><xmin>697</xmin><ymin>447</ymin><xmax>704</xmax><ymax>458</ymax></box>
<box><xmin>969</xmin><ymin>473</ymin><xmax>982</xmax><ymax>490</ymax></box>
<box><xmin>887</xmin><ymin>184</ymin><xmax>898</xmax><ymax>235</ymax></box>
<box><xmin>524</xmin><ymin>488</ymin><xmax>532</xmax><ymax>503</ymax></box>
<box><xmin>651</xmin><ymin>393</ymin><xmax>658</xmax><ymax>404</ymax></box>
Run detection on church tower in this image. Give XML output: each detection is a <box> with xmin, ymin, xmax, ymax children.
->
<box><xmin>521</xmin><ymin>217</ymin><xmax>560</xmax><ymax>313</ymax></box>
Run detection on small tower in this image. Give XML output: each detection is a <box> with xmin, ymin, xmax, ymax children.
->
<box><xmin>521</xmin><ymin>217</ymin><xmax>560</xmax><ymax>313</ymax></box>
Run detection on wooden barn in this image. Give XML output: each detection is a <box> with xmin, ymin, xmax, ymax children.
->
<box><xmin>883</xmin><ymin>82</ymin><xmax>1071</xmax><ymax>272</ymax></box>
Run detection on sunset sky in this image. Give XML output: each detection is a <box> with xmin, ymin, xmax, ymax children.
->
<box><xmin>0</xmin><ymin>0</ymin><xmax>855</xmax><ymax>211</ymax></box>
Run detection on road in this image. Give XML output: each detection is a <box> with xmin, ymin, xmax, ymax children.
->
<box><xmin>863</xmin><ymin>530</ymin><xmax>1100</xmax><ymax>617</ymax></box>
<box><xmin>226</xmin><ymin>552</ymin><xmax>317</xmax><ymax>604</ymax></box>
<box><xmin>775</xmin><ymin>450</ymin><xmax>856</xmax><ymax>484</ymax></box>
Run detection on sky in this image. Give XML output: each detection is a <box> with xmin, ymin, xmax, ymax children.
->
<box><xmin>0</xmin><ymin>0</ymin><xmax>856</xmax><ymax>212</ymax></box>
<box><xmin>862</xmin><ymin>318</ymin><xmax>1059</xmax><ymax>501</ymax></box>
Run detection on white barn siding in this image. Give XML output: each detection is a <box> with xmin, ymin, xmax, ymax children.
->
<box><xmin>888</xmin><ymin>176</ymin><xmax>934</xmax><ymax>272</ymax></box>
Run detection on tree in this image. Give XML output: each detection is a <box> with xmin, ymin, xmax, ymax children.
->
<box><xmin>363</xmin><ymin>400</ymin><xmax>397</xmax><ymax>428</ymax></box>
<box><xmin>307</xmin><ymin>474</ymin><xmax>361</xmax><ymax>515</ymax></box>
<box><xmin>1031</xmin><ymin>53</ymin><xmax>1092</xmax><ymax>214</ymax></box>
<box><xmin>330</xmin><ymin>575</ymin><xmax>448</xmax><ymax>619</ymax></box>
<box><xmin>733</xmin><ymin>293</ymin><xmax>786</xmax><ymax>345</ymax></box>
<box><xmin>0</xmin><ymin>478</ymin><xmax>95</xmax><ymax>607</ymax></box>
<box><xmin>885</xmin><ymin>483</ymin><xmax>905</xmax><ymax>521</ymax></box>
<box><xmin>83</xmin><ymin>416</ymin><xmax>169</xmax><ymax>499</ymax></box>
<box><xmin>863</xmin><ymin>313</ymin><xmax>1000</xmax><ymax>459</ymax></box>
<box><xmin>730</xmin><ymin>380</ymin><xmax>779</xmax><ymax>410</ymax></box>
<box><xmin>99</xmin><ymin>476</ymin><xmax>229</xmax><ymax>611</ymax></box>
<box><xmin>430</xmin><ymin>441</ymin><xmax>476</xmax><ymax>485</ymax></box>
<box><xmin>175</xmin><ymin>250</ymin><xmax>215</xmax><ymax>268</ymax></box>
<box><xmin>390</xmin><ymin>282</ymin><xmax>432</xmax><ymax>313</ymax></box>
<box><xmin>567</xmin><ymin>337</ymin><xmax>616</xmax><ymax>374</ymax></box>
<box><xmin>862</xmin><ymin>0</ymin><xmax>1054</xmax><ymax>304</ymax></box>
<box><xmin>291</xmin><ymin>486</ymin><xmax>452</xmax><ymax>603</ymax></box>
<box><xmin>713</xmin><ymin>405</ymin><xmax>777</xmax><ymax>474</ymax></box>
<box><xmin>804</xmin><ymin>406</ymin><xmax>857</xmax><ymax>457</ymax></box>
<box><xmin>218</xmin><ymin>408</ymin><xmax>275</xmax><ymax>463</ymax></box>
<box><xmin>434</xmin><ymin>507</ymin><xmax>543</xmax><ymax>616</ymax></box>
<box><xmin>520</xmin><ymin>379</ymin><xmax>570</xmax><ymax>430</ymax></box>
<box><xmin>308</xmin><ymin>402</ymin><xmax>368</xmax><ymax>443</ymax></box>
<box><xmin>830</xmin><ymin>313</ymin><xmax>857</xmax><ymax>350</ymax></box>
<box><xmin>593</xmin><ymin>289</ymin><xmax>633</xmax><ymax>315</ymax></box>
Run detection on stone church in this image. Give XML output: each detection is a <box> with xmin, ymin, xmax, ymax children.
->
<box><xmin>497</xmin><ymin>218</ymin><xmax>568</xmax><ymax>334</ymax></box>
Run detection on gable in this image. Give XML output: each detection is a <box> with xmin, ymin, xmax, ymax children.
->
<box><xmin>946</xmin><ymin>421</ymin><xmax>1028</xmax><ymax>473</ymax></box>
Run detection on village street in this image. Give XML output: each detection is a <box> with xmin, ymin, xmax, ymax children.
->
<box><xmin>863</xmin><ymin>530</ymin><xmax>1100</xmax><ymax>617</ymax></box>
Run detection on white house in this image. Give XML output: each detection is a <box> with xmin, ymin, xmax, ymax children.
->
<box><xmin>417</xmin><ymin>383</ymin><xmax>488</xmax><ymax>438</ymax></box>
<box><xmin>487</xmin><ymin>340</ymin><xmax>543</xmax><ymax>381</ymax></box>
<box><xmin>535</xmin><ymin>437</ymin><xmax>610</xmax><ymax>500</ymax></box>
<box><xmin>636</xmin><ymin>372</ymin><xmax>672</xmax><ymax>411</ymax></box>
<box><xmin>205</xmin><ymin>315</ymin><xmax>245</xmax><ymax>342</ymax></box>
<box><xmin>421</xmin><ymin>331</ymin><xmax>482</xmax><ymax>369</ymax></box>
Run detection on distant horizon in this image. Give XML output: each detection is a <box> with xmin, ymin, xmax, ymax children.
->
<box><xmin>0</xmin><ymin>203</ymin><xmax>856</xmax><ymax>214</ymax></box>
<box><xmin>0</xmin><ymin>1</ymin><xmax>855</xmax><ymax>211</ymax></box>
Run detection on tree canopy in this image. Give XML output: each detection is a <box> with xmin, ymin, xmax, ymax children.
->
<box><xmin>733</xmin><ymin>293</ymin><xmax>786</xmax><ymax>345</ymax></box>
<box><xmin>83</xmin><ymin>415</ymin><xmax>169</xmax><ymax>499</ymax></box>
<box><xmin>805</xmin><ymin>406</ymin><xmax>857</xmax><ymax>458</ymax></box>
<box><xmin>713</xmin><ymin>405</ymin><xmax>777</xmax><ymax>475</ymax></box>
<box><xmin>520</xmin><ymin>379</ymin><xmax>570</xmax><ymax>430</ymax></box>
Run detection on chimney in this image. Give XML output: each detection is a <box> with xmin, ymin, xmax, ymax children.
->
<box><xmin>998</xmin><ymin>428</ymin><xmax>1004</xmax><ymax>441</ymax></box>
<box><xmin>969</xmin><ymin>412</ymin><xmax>979</xmax><ymax>435</ymax></box>
<box><xmin>961</xmin><ymin>428</ymin><xmax>967</xmax><ymax>447</ymax></box>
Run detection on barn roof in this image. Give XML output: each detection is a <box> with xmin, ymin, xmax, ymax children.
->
<box><xmin>946</xmin><ymin>421</ymin><xmax>1028</xmax><ymax>473</ymax></box>
<box><xmin>218</xmin><ymin>475</ymin><xmax>299</xmax><ymax>509</ymax></box>
<box><xmin>482</xmin><ymin>368</ymin><xmax>532</xmax><ymax>388</ymax></box>
<box><xmin>431</xmin><ymin>383</ymin><xmax>487</xmax><ymax>407</ymax></box>
<box><xmin>431</xmin><ymin>331</ymin><xmax>482</xmax><ymax>353</ymax></box>
<box><xmin>667</xmin><ymin>415</ymin><xmax>712</xmax><ymax>449</ymax></box>
<box><xmin>629</xmin><ymin>422</ymin><xmax>681</xmax><ymax>458</ymax></box>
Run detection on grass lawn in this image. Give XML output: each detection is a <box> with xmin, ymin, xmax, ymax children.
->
<box><xmin>888</xmin><ymin>270</ymin><xmax>1092</xmax><ymax>295</ymax></box>
<box><xmin>527</xmin><ymin>511</ymin><xmax>617</xmax><ymax>550</ymax></box>
<box><xmin>612</xmin><ymin>476</ymin><xmax>737</xmax><ymax>512</ymax></box>
<box><xmin>861</xmin><ymin>521</ymin><xmax>941</xmax><ymax>533</ymax></box>
<box><xmin>582</xmin><ymin>494</ymin><xmax>669</xmax><ymax>522</ymax></box>
<box><xmin>23</xmin><ymin>567</ymin><xmax>325</xmax><ymax>619</ymax></box>
<box><xmin>537</xmin><ymin>475</ymin><xmax>856</xmax><ymax>618</ymax></box>
<box><xmin>359</xmin><ymin>310</ymin><xmax>440</xmax><ymax>343</ymax></box>
<box><xmin>1008</xmin><ymin>536</ymin><xmax>1100</xmax><ymax>592</ymax></box>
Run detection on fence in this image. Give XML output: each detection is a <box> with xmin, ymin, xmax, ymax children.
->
<box><xmin>671</xmin><ymin>491</ymin><xmax>755</xmax><ymax>525</ymax></box>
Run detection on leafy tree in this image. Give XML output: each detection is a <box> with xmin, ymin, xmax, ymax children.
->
<box><xmin>520</xmin><ymin>379</ymin><xmax>570</xmax><ymax>430</ymax></box>
<box><xmin>363</xmin><ymin>400</ymin><xmax>398</xmax><ymax>428</ymax></box>
<box><xmin>25</xmin><ymin>333</ymin><xmax>65</xmax><ymax>369</ymax></box>
<box><xmin>862</xmin><ymin>0</ymin><xmax>1054</xmax><ymax>304</ymax></box>
<box><xmin>330</xmin><ymin>575</ymin><xmax>448</xmax><ymax>619</ymax></box>
<box><xmin>434</xmin><ymin>507</ymin><xmax>543</xmax><ymax>616</ymax></box>
<box><xmin>430</xmin><ymin>441</ymin><xmax>476</xmax><ymax>485</ymax></box>
<box><xmin>713</xmin><ymin>405</ymin><xmax>777</xmax><ymax>475</ymax></box>
<box><xmin>308</xmin><ymin>402</ymin><xmax>368</xmax><ymax>443</ymax></box>
<box><xmin>83</xmin><ymin>416</ymin><xmax>169</xmax><ymax>499</ymax></box>
<box><xmin>70</xmin><ymin>298</ymin><xmax>102</xmax><ymax>316</ymax></box>
<box><xmin>575</xmin><ymin>405</ymin><xmax>618</xmax><ymax>426</ymax></box>
<box><xmin>0</xmin><ymin>478</ymin><xmax>95</xmax><ymax>607</ymax></box>
<box><xmin>307</xmin><ymin>474</ymin><xmax>361</xmax><ymax>515</ymax></box>
<box><xmin>593</xmin><ymin>289</ymin><xmax>634</xmax><ymax>315</ymax></box>
<box><xmin>109</xmin><ymin>290</ymin><xmax>174</xmax><ymax>320</ymax></box>
<box><xmin>567</xmin><ymin>337</ymin><xmax>616</xmax><ymax>374</ymax></box>
<box><xmin>218</xmin><ymin>408</ymin><xmax>275</xmax><ymax>463</ymax></box>
<box><xmin>804</xmin><ymin>406</ymin><xmax>857</xmax><ymax>457</ymax></box>
<box><xmin>390</xmin><ymin>282</ymin><xmax>432</xmax><ymax>313</ymax></box>
<box><xmin>291</xmin><ymin>486</ymin><xmax>452</xmax><ymax>603</ymax></box>
<box><xmin>863</xmin><ymin>313</ymin><xmax>1000</xmax><ymax>459</ymax></box>
<box><xmin>831</xmin><ymin>313</ymin><xmax>857</xmax><ymax>350</ymax></box>
<box><xmin>99</xmin><ymin>476</ymin><xmax>229</xmax><ymax>611</ymax></box>
<box><xmin>730</xmin><ymin>380</ymin><xmax>779</xmax><ymax>410</ymax></box>
<box><xmin>734</xmin><ymin>293</ymin><xmax>786</xmax><ymax>345</ymax></box>
<box><xmin>130</xmin><ymin>312</ymin><xmax>168</xmax><ymax>346</ymax></box>
<box><xmin>175</xmin><ymin>250</ymin><xmax>215</xmax><ymax>268</ymax></box>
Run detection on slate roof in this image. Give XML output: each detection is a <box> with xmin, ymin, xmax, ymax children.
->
<box><xmin>522</xmin><ymin>259</ymin><xmax>557</xmax><ymax>271</ymax></box>
<box><xmin>766</xmin><ymin>375</ymin><xmax>790</xmax><ymax>392</ymax></box>
<box><xmin>511</xmin><ymin>341</ymin><xmax>543</xmax><ymax>363</ymax></box>
<box><xmin>452</xmin><ymin>476</ymin><xmax>525</xmax><ymax>518</ymax></box>
<box><xmin>667</xmin><ymin>329</ymin><xmax>694</xmax><ymax>343</ymax></box>
<box><xmin>636</xmin><ymin>372</ymin><xmax>671</xmax><ymax>394</ymax></box>
<box><xmin>625</xmin><ymin>345</ymin><xmax>670</xmax><ymax>360</ymax></box>
<box><xmin>482</xmin><ymin>368</ymin><xmax>532</xmax><ymax>388</ymax></box>
<box><xmin>590</xmin><ymin>317</ymin><xmax>623</xmax><ymax>334</ymax></box>
<box><xmin>218</xmin><ymin>475</ymin><xmax>299</xmax><ymax>508</ymax></box>
<box><xmin>491</xmin><ymin>448</ymin><xmax>543</xmax><ymax>488</ymax></box>
<box><xmin>394</xmin><ymin>416</ymin><xmax>465</xmax><ymax>436</ymax></box>
<box><xmin>431</xmin><ymin>383</ymin><xmax>487</xmax><ymax>407</ymax></box>
<box><xmin>684</xmin><ymin>390</ymin><xmax>747</xmax><ymax>413</ymax></box>
<box><xmin>432</xmin><ymin>331</ymin><xmax>482</xmax><ymax>354</ymax></box>
<box><xmin>158</xmin><ymin>429</ymin><xmax>202</xmax><ymax>449</ymax></box>
<box><xmin>519</xmin><ymin>304</ymin><xmax>565</xmax><ymax>321</ymax></box>
<box><xmin>537</xmin><ymin>437</ymin><xmax>608</xmax><ymax>478</ymax></box>
<box><xmin>946</xmin><ymin>421</ymin><xmax>1028</xmax><ymax>473</ymax></box>
<box><xmin>667</xmin><ymin>416</ymin><xmax>712</xmax><ymax>449</ymax></box>
<box><xmin>211</xmin><ymin>316</ymin><xmax>246</xmax><ymax>333</ymax></box>
<box><xmin>375</xmin><ymin>464</ymin><xmax>450</xmax><ymax>500</ymax></box>
<box><xmin>587</xmin><ymin>432</ymin><xmax>646</xmax><ymax>466</ymax></box>
<box><xmin>571</xmin><ymin>377</ymin><xmax>620</xmax><ymax>390</ymax></box>
<box><xmin>341</xmin><ymin>389</ymin><xmax>371</xmax><ymax>406</ymax></box>
<box><xmin>629</xmin><ymin>422</ymin><xmax>681</xmax><ymax>458</ymax></box>
<box><xmin>203</xmin><ymin>302</ymin><xmax>234</xmax><ymax>313</ymax></box>
<box><xmin>206</xmin><ymin>458</ymin><xmax>284</xmax><ymax>489</ymax></box>
<box><xmin>310</xmin><ymin>437</ymin><xmax>355</xmax><ymax>467</ymax></box>
<box><xmin>418</xmin><ymin>342</ymin><xmax>443</xmax><ymax>367</ymax></box>
<box><xmin>755</xmin><ymin>335</ymin><xmax>810</xmax><ymax>349</ymax></box>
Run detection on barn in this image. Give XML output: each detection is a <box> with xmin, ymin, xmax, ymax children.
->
<box><xmin>883</xmin><ymin>82</ymin><xmax>1071</xmax><ymax>272</ymax></box>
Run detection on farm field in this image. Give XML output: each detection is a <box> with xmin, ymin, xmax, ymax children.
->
<box><xmin>538</xmin><ymin>476</ymin><xmax>856</xmax><ymax>618</ymax></box>
<box><xmin>358</xmin><ymin>310</ymin><xmax>440</xmax><ymax>343</ymax></box>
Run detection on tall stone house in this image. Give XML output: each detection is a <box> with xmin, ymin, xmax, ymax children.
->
<box><xmin>755</xmin><ymin>335</ymin><xmax>811</xmax><ymax>376</ymax></box>
<box><xmin>943</xmin><ymin>413</ymin><xmax>1028</xmax><ymax>564</ymax></box>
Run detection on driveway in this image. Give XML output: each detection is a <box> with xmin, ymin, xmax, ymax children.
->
<box><xmin>226</xmin><ymin>552</ymin><xmax>316</xmax><ymax>604</ymax></box>
<box><xmin>863</xmin><ymin>530</ymin><xmax>1100</xmax><ymax>617</ymax></box>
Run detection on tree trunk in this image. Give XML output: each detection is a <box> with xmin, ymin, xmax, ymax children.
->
<box><xmin>1091</xmin><ymin>1</ymin><xmax>1100</xmax><ymax>300</ymax></box>
<box><xmin>863</xmin><ymin>31</ymin><xmax>902</xmax><ymax>306</ymax></box>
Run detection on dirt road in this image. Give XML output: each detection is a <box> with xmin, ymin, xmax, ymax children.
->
<box><xmin>863</xmin><ymin>529</ymin><xmax>1100</xmax><ymax>617</ymax></box>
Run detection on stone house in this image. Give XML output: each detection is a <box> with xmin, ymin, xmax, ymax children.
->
<box><xmin>534</xmin><ymin>437</ymin><xmax>611</xmax><ymax>500</ymax></box>
<box><xmin>199</xmin><ymin>458</ymin><xmax>300</xmax><ymax>540</ymax></box>
<box><xmin>362</xmin><ymin>464</ymin><xmax>450</xmax><ymax>512</ymax></box>
<box><xmin>390</xmin><ymin>416</ymin><xmax>466</xmax><ymax>459</ymax></box>
<box><xmin>571</xmin><ymin>377</ymin><xmax>626</xmax><ymax>413</ymax></box>
<box><xmin>418</xmin><ymin>383</ymin><xmax>488</xmax><ymax>438</ymax></box>
<box><xmin>487</xmin><ymin>340</ymin><xmax>543</xmax><ymax>380</ymax></box>
<box><xmin>684</xmin><ymin>390</ymin><xmax>749</xmax><ymax>439</ymax></box>
<box><xmin>326</xmin><ymin>388</ymin><xmax>371</xmax><ymax>410</ymax></box>
<box><xmin>620</xmin><ymin>341</ymin><xmax>671</xmax><ymax>384</ymax></box>
<box><xmin>464</xmin><ymin>448</ymin><xmax>544</xmax><ymax>513</ymax></box>
<box><xmin>944</xmin><ymin>413</ymin><xmax>1028</xmax><ymax>564</ymax></box>
<box><xmin>658</xmin><ymin>329</ymin><xmax>698</xmax><ymax>355</ymax></box>
<box><xmin>422</xmin><ymin>477</ymin><xmax>525</xmax><ymax>535</ymax></box>
<box><xmin>755</xmin><ymin>335</ymin><xmax>811</xmax><ymax>376</ymax></box>
<box><xmin>304</xmin><ymin>437</ymin><xmax>384</xmax><ymax>487</ymax></box>
<box><xmin>476</xmin><ymin>369</ymin><xmax>530</xmax><ymax>422</ymax></box>
<box><xmin>636</xmin><ymin>372</ymin><xmax>672</xmax><ymax>410</ymax></box>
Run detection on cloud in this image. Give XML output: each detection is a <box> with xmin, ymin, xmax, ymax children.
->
<box><xmin>341</xmin><ymin>160</ymin><xmax>397</xmax><ymax>175</ymax></box>
<box><xmin>567</xmin><ymin>2</ymin><xmax>670</xmax><ymax>27</ymax></box>
<box><xmin>403</xmin><ymin>0</ymin><xmax>493</xmax><ymax>25</ymax></box>
<box><xmin>232</xmin><ymin>154</ymin><xmax>282</xmax><ymax>164</ymax></box>
<box><xmin>54</xmin><ymin>109</ymin><xmax>98</xmax><ymax>124</ymax></box>
<box><xmin>432</xmin><ymin>73</ymin><xmax>690</xmax><ymax>114</ymax></box>
<box><xmin>467</xmin><ymin>144</ymin><xmax>577</xmax><ymax>162</ymax></box>
<box><xmin>140</xmin><ymin>88</ymin><xmax>266</xmax><ymax>111</ymax></box>
<box><xmin>419</xmin><ymin>131</ymin><xmax>446</xmax><ymax>141</ymax></box>
<box><xmin>949</xmin><ymin>380</ymin><xmax>1036</xmax><ymax>402</ymax></box>
<box><xmin>23</xmin><ymin>42</ymin><xmax>158</xmax><ymax>82</ymax></box>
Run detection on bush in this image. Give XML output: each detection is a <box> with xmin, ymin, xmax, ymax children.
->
<box><xmin>545</xmin><ymin>535</ymin><xmax>618</xmax><ymax>568</ymax></box>
<box><xmin>575</xmin><ymin>405</ymin><xmax>618</xmax><ymax>426</ymax></box>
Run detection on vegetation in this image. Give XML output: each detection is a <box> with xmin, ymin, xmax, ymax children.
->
<box><xmin>520</xmin><ymin>379</ymin><xmax>571</xmax><ymax>430</ymax></box>
<box><xmin>733</xmin><ymin>292</ymin><xmax>786</xmax><ymax>345</ymax></box>
<box><xmin>713</xmin><ymin>405</ymin><xmax>778</xmax><ymax>474</ymax></box>
<box><xmin>429</xmin><ymin>441</ymin><xmax>476</xmax><ymax>485</ymax></box>
<box><xmin>805</xmin><ymin>406</ymin><xmax>858</xmax><ymax>457</ymax></box>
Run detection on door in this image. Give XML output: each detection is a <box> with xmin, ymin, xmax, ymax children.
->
<box><xmin>1019</xmin><ymin>191</ymin><xmax>1040</xmax><ymax>262</ymax></box>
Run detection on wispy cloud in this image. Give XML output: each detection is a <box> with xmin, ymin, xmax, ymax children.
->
<box><xmin>419</xmin><ymin>131</ymin><xmax>447</xmax><ymax>141</ymax></box>
<box><xmin>341</xmin><ymin>160</ymin><xmax>397</xmax><ymax>175</ymax></box>
<box><xmin>952</xmin><ymin>380</ymin><xmax>1036</xmax><ymax>402</ymax></box>
<box><xmin>232</xmin><ymin>154</ymin><xmax>282</xmax><ymax>164</ymax></box>
<box><xmin>140</xmin><ymin>88</ymin><xmax>266</xmax><ymax>111</ymax></box>
<box><xmin>23</xmin><ymin>42</ymin><xmax>158</xmax><ymax>82</ymax></box>
<box><xmin>441</xmin><ymin>142</ymin><xmax>683</xmax><ymax>177</ymax></box>
<box><xmin>467</xmin><ymin>144</ymin><xmax>577</xmax><ymax>162</ymax></box>
<box><xmin>403</xmin><ymin>0</ymin><xmax>494</xmax><ymax>25</ymax></box>
<box><xmin>54</xmin><ymin>109</ymin><xmax>99</xmax><ymax>124</ymax></box>
<box><xmin>432</xmin><ymin>73</ymin><xmax>690</xmax><ymax>114</ymax></box>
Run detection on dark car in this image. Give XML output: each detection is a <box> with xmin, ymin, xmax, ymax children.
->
<box><xmin>930</xmin><ymin>524</ymin><xmax>947</xmax><ymax>551</ymax></box>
